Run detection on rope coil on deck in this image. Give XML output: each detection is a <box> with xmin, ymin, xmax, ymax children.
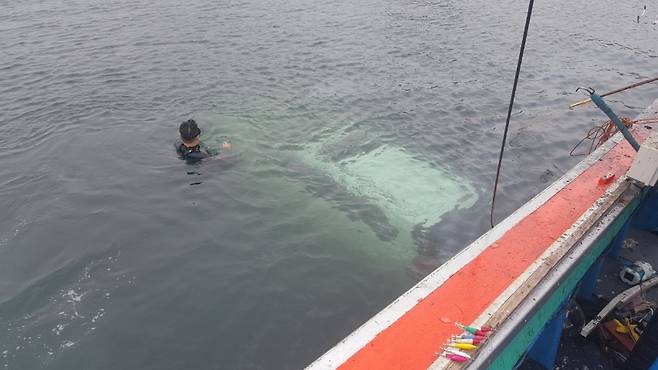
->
<box><xmin>570</xmin><ymin>117</ymin><xmax>658</xmax><ymax>156</ymax></box>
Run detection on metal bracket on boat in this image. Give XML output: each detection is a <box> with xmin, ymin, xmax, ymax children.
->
<box><xmin>580</xmin><ymin>276</ymin><xmax>658</xmax><ymax>337</ymax></box>
<box><xmin>576</xmin><ymin>87</ymin><xmax>595</xmax><ymax>95</ymax></box>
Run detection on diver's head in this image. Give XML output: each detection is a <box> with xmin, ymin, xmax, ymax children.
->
<box><xmin>179</xmin><ymin>119</ymin><xmax>201</xmax><ymax>147</ymax></box>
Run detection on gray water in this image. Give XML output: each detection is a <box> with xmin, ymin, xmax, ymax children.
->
<box><xmin>1</xmin><ymin>0</ymin><xmax>657</xmax><ymax>369</ymax></box>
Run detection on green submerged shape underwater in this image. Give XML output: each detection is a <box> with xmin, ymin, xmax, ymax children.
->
<box><xmin>197</xmin><ymin>99</ymin><xmax>478</xmax><ymax>262</ymax></box>
<box><xmin>298</xmin><ymin>124</ymin><xmax>478</xmax><ymax>234</ymax></box>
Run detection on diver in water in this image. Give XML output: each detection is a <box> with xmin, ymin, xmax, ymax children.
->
<box><xmin>175</xmin><ymin>119</ymin><xmax>231</xmax><ymax>161</ymax></box>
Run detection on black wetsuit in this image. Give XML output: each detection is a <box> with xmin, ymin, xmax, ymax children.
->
<box><xmin>175</xmin><ymin>140</ymin><xmax>211</xmax><ymax>161</ymax></box>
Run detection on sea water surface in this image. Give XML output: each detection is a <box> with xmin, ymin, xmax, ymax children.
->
<box><xmin>1</xmin><ymin>0</ymin><xmax>657</xmax><ymax>369</ymax></box>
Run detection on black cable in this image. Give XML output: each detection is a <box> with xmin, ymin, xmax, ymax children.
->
<box><xmin>490</xmin><ymin>0</ymin><xmax>536</xmax><ymax>228</ymax></box>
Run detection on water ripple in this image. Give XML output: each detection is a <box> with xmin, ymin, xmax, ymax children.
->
<box><xmin>0</xmin><ymin>0</ymin><xmax>657</xmax><ymax>369</ymax></box>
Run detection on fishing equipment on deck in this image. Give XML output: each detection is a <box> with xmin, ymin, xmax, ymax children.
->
<box><xmin>447</xmin><ymin>342</ymin><xmax>478</xmax><ymax>350</ymax></box>
<box><xmin>451</xmin><ymin>337</ymin><xmax>486</xmax><ymax>345</ymax></box>
<box><xmin>440</xmin><ymin>353</ymin><xmax>469</xmax><ymax>363</ymax></box>
<box><xmin>569</xmin><ymin>77</ymin><xmax>658</xmax><ymax>157</ymax></box>
<box><xmin>451</xmin><ymin>333</ymin><xmax>487</xmax><ymax>341</ymax></box>
<box><xmin>469</xmin><ymin>324</ymin><xmax>492</xmax><ymax>332</ymax></box>
<box><xmin>439</xmin><ymin>325</ymin><xmax>489</xmax><ymax>364</ymax></box>
<box><xmin>613</xmin><ymin>318</ymin><xmax>641</xmax><ymax>342</ymax></box>
<box><xmin>625</xmin><ymin>306</ymin><xmax>658</xmax><ymax>370</ymax></box>
<box><xmin>620</xmin><ymin>261</ymin><xmax>656</xmax><ymax>286</ymax></box>
<box><xmin>456</xmin><ymin>322</ymin><xmax>493</xmax><ymax>336</ymax></box>
<box><xmin>582</xmin><ymin>276</ymin><xmax>658</xmax><ymax>337</ymax></box>
<box><xmin>570</xmin><ymin>117</ymin><xmax>658</xmax><ymax>156</ymax></box>
<box><xmin>443</xmin><ymin>347</ymin><xmax>473</xmax><ymax>359</ymax></box>
<box><xmin>576</xmin><ymin>88</ymin><xmax>641</xmax><ymax>151</ymax></box>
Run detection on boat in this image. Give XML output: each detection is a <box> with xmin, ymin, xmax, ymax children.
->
<box><xmin>306</xmin><ymin>97</ymin><xmax>658</xmax><ymax>369</ymax></box>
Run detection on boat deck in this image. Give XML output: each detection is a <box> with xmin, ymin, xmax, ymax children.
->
<box><xmin>519</xmin><ymin>227</ymin><xmax>658</xmax><ymax>369</ymax></box>
<box><xmin>307</xmin><ymin>99</ymin><xmax>658</xmax><ymax>370</ymax></box>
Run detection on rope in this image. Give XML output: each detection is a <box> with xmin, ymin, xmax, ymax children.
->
<box><xmin>570</xmin><ymin>117</ymin><xmax>658</xmax><ymax>156</ymax></box>
<box><xmin>490</xmin><ymin>0</ymin><xmax>536</xmax><ymax>228</ymax></box>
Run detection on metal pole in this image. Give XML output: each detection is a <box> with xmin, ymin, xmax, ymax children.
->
<box><xmin>589</xmin><ymin>92</ymin><xmax>640</xmax><ymax>151</ymax></box>
<box><xmin>570</xmin><ymin>76</ymin><xmax>658</xmax><ymax>109</ymax></box>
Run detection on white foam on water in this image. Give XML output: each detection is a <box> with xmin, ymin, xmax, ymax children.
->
<box><xmin>0</xmin><ymin>251</ymin><xmax>135</xmax><ymax>369</ymax></box>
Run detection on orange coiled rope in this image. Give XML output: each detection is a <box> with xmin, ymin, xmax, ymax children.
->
<box><xmin>570</xmin><ymin>117</ymin><xmax>658</xmax><ymax>156</ymax></box>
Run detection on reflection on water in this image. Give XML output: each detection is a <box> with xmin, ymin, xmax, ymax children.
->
<box><xmin>0</xmin><ymin>0</ymin><xmax>657</xmax><ymax>368</ymax></box>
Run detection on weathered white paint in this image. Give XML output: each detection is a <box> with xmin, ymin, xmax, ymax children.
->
<box><xmin>628</xmin><ymin>131</ymin><xmax>658</xmax><ymax>186</ymax></box>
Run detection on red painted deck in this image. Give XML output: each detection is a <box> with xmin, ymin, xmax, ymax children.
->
<box><xmin>328</xmin><ymin>125</ymin><xmax>652</xmax><ymax>370</ymax></box>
